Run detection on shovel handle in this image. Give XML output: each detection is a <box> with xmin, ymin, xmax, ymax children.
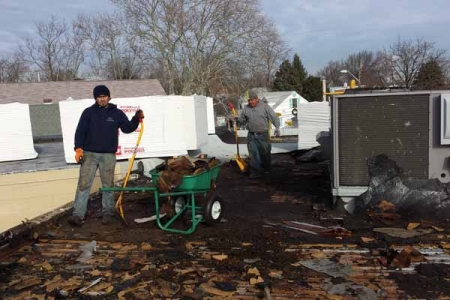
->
<box><xmin>228</xmin><ymin>102</ymin><xmax>237</xmax><ymax>116</ymax></box>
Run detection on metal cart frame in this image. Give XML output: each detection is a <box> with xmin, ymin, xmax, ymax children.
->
<box><xmin>102</xmin><ymin>164</ymin><xmax>222</xmax><ymax>234</ymax></box>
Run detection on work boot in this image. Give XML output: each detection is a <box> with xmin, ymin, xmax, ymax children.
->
<box><xmin>68</xmin><ymin>215</ymin><xmax>84</xmax><ymax>227</ymax></box>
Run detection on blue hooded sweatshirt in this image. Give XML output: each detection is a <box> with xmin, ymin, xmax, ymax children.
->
<box><xmin>74</xmin><ymin>103</ymin><xmax>139</xmax><ymax>153</ymax></box>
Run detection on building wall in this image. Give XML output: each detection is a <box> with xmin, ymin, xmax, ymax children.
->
<box><xmin>274</xmin><ymin>95</ymin><xmax>300</xmax><ymax>128</ymax></box>
<box><xmin>0</xmin><ymin>164</ymin><xmax>126</xmax><ymax>233</ymax></box>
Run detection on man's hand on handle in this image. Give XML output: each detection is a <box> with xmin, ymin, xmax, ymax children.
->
<box><xmin>75</xmin><ymin>148</ymin><xmax>83</xmax><ymax>163</ymax></box>
<box><xmin>135</xmin><ymin>109</ymin><xmax>144</xmax><ymax>120</ymax></box>
<box><xmin>274</xmin><ymin>129</ymin><xmax>280</xmax><ymax>137</ymax></box>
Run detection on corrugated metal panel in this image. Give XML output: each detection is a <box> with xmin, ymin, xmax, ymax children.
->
<box><xmin>338</xmin><ymin>94</ymin><xmax>429</xmax><ymax>186</ymax></box>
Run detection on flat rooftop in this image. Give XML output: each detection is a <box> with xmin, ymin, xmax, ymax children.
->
<box><xmin>0</xmin><ymin>142</ymin><xmax>77</xmax><ymax>175</ymax></box>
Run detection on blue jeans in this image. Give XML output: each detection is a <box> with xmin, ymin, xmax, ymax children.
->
<box><xmin>247</xmin><ymin>132</ymin><xmax>272</xmax><ymax>175</ymax></box>
<box><xmin>72</xmin><ymin>151</ymin><xmax>116</xmax><ymax>218</ymax></box>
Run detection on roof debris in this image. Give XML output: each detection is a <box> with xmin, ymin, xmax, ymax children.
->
<box><xmin>1</xmin><ymin>152</ymin><xmax>450</xmax><ymax>299</ymax></box>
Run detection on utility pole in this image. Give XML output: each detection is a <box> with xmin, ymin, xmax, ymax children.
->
<box><xmin>358</xmin><ymin>60</ymin><xmax>362</xmax><ymax>86</ymax></box>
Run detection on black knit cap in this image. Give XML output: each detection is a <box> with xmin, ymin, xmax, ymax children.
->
<box><xmin>93</xmin><ymin>85</ymin><xmax>110</xmax><ymax>99</ymax></box>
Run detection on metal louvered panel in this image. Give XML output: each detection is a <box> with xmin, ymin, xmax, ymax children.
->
<box><xmin>338</xmin><ymin>94</ymin><xmax>430</xmax><ymax>186</ymax></box>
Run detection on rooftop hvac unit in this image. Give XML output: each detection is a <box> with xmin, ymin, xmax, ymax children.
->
<box><xmin>331</xmin><ymin>91</ymin><xmax>450</xmax><ymax>200</ymax></box>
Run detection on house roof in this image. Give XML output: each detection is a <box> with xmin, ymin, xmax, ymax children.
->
<box><xmin>0</xmin><ymin>79</ymin><xmax>166</xmax><ymax>105</ymax></box>
<box><xmin>260</xmin><ymin>91</ymin><xmax>308</xmax><ymax>109</ymax></box>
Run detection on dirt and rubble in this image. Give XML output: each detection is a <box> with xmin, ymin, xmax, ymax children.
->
<box><xmin>1</xmin><ymin>151</ymin><xmax>450</xmax><ymax>299</ymax></box>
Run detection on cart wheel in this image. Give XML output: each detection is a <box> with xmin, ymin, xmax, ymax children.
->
<box><xmin>173</xmin><ymin>196</ymin><xmax>187</xmax><ymax>214</ymax></box>
<box><xmin>204</xmin><ymin>196</ymin><xmax>224</xmax><ymax>225</ymax></box>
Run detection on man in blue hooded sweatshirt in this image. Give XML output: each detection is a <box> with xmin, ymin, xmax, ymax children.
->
<box><xmin>68</xmin><ymin>85</ymin><xmax>144</xmax><ymax>226</ymax></box>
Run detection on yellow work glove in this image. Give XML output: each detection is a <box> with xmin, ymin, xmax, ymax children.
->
<box><xmin>75</xmin><ymin>148</ymin><xmax>83</xmax><ymax>163</ymax></box>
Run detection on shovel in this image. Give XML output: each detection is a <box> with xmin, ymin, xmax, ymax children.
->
<box><xmin>115</xmin><ymin>118</ymin><xmax>144</xmax><ymax>224</ymax></box>
<box><xmin>228</xmin><ymin>102</ymin><xmax>247</xmax><ymax>173</ymax></box>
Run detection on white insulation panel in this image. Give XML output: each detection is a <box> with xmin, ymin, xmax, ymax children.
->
<box><xmin>297</xmin><ymin>102</ymin><xmax>330</xmax><ymax>149</ymax></box>
<box><xmin>59</xmin><ymin>95</ymin><xmax>208</xmax><ymax>163</ymax></box>
<box><xmin>206</xmin><ymin>96</ymin><xmax>215</xmax><ymax>134</ymax></box>
<box><xmin>0</xmin><ymin>103</ymin><xmax>37</xmax><ymax>162</ymax></box>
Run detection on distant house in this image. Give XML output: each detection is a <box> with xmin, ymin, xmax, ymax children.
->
<box><xmin>261</xmin><ymin>91</ymin><xmax>308</xmax><ymax>128</ymax></box>
<box><xmin>240</xmin><ymin>90</ymin><xmax>308</xmax><ymax>128</ymax></box>
<box><xmin>0</xmin><ymin>79</ymin><xmax>166</xmax><ymax>140</ymax></box>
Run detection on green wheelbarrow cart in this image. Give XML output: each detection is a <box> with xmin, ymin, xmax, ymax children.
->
<box><xmin>102</xmin><ymin>164</ymin><xmax>223</xmax><ymax>234</ymax></box>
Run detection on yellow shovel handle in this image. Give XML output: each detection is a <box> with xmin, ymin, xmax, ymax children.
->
<box><xmin>116</xmin><ymin>119</ymin><xmax>144</xmax><ymax>221</ymax></box>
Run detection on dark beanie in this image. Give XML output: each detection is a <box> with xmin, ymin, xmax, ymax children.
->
<box><xmin>93</xmin><ymin>85</ymin><xmax>110</xmax><ymax>99</ymax></box>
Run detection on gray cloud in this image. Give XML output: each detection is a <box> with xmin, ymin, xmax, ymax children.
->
<box><xmin>0</xmin><ymin>0</ymin><xmax>114</xmax><ymax>55</ymax></box>
<box><xmin>1</xmin><ymin>0</ymin><xmax>448</xmax><ymax>74</ymax></box>
<box><xmin>261</xmin><ymin>0</ymin><xmax>450</xmax><ymax>73</ymax></box>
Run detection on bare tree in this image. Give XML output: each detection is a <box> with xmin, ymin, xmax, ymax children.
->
<box><xmin>111</xmin><ymin>0</ymin><xmax>286</xmax><ymax>97</ymax></box>
<box><xmin>317</xmin><ymin>60</ymin><xmax>345</xmax><ymax>87</ymax></box>
<box><xmin>110</xmin><ymin>0</ymin><xmax>185</xmax><ymax>93</ymax></box>
<box><xmin>319</xmin><ymin>52</ymin><xmax>387</xmax><ymax>88</ymax></box>
<box><xmin>0</xmin><ymin>53</ymin><xmax>28</xmax><ymax>83</ymax></box>
<box><xmin>0</xmin><ymin>59</ymin><xmax>7</xmax><ymax>82</ymax></box>
<box><xmin>8</xmin><ymin>53</ymin><xmax>29</xmax><ymax>82</ymax></box>
<box><xmin>384</xmin><ymin>38</ymin><xmax>446</xmax><ymax>88</ymax></box>
<box><xmin>20</xmin><ymin>16</ymin><xmax>84</xmax><ymax>81</ymax></box>
<box><xmin>73</xmin><ymin>13</ymin><xmax>144</xmax><ymax>80</ymax></box>
<box><xmin>343</xmin><ymin>51</ymin><xmax>387</xmax><ymax>87</ymax></box>
<box><xmin>248</xmin><ymin>20</ymin><xmax>290</xmax><ymax>88</ymax></box>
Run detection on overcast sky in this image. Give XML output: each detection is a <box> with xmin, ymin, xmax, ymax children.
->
<box><xmin>1</xmin><ymin>0</ymin><xmax>449</xmax><ymax>74</ymax></box>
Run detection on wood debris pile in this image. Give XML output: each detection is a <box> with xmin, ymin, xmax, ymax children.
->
<box><xmin>155</xmin><ymin>156</ymin><xmax>219</xmax><ymax>192</ymax></box>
